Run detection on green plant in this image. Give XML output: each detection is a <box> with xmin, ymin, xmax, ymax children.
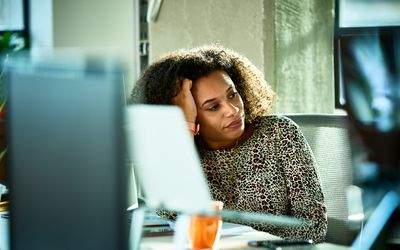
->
<box><xmin>0</xmin><ymin>31</ymin><xmax>27</xmax><ymax>184</ymax></box>
<box><xmin>0</xmin><ymin>32</ymin><xmax>27</xmax><ymax>104</ymax></box>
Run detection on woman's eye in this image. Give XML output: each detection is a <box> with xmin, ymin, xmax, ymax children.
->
<box><xmin>207</xmin><ymin>104</ymin><xmax>219</xmax><ymax>111</ymax></box>
<box><xmin>228</xmin><ymin>92</ymin><xmax>238</xmax><ymax>99</ymax></box>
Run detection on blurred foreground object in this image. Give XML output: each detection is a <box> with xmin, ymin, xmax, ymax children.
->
<box><xmin>4</xmin><ymin>50</ymin><xmax>128</xmax><ymax>250</ymax></box>
<box><xmin>0</xmin><ymin>32</ymin><xmax>28</xmax><ymax>185</ymax></box>
<box><xmin>340</xmin><ymin>29</ymin><xmax>400</xmax><ymax>249</ymax></box>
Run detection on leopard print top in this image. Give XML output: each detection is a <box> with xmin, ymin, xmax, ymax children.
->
<box><xmin>198</xmin><ymin>115</ymin><xmax>327</xmax><ymax>242</ymax></box>
<box><xmin>157</xmin><ymin>115</ymin><xmax>327</xmax><ymax>242</ymax></box>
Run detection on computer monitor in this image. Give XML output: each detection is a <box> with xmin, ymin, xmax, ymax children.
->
<box><xmin>339</xmin><ymin>29</ymin><xmax>400</xmax><ymax>249</ymax></box>
<box><xmin>4</xmin><ymin>50</ymin><xmax>128</xmax><ymax>250</ymax></box>
<box><xmin>339</xmin><ymin>30</ymin><xmax>400</xmax><ymax>178</ymax></box>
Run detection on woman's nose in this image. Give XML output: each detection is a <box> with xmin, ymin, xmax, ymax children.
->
<box><xmin>224</xmin><ymin>102</ymin><xmax>239</xmax><ymax>117</ymax></box>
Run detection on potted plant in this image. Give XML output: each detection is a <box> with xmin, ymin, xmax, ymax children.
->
<box><xmin>0</xmin><ymin>32</ymin><xmax>27</xmax><ymax>190</ymax></box>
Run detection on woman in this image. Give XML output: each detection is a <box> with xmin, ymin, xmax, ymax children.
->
<box><xmin>130</xmin><ymin>45</ymin><xmax>327</xmax><ymax>242</ymax></box>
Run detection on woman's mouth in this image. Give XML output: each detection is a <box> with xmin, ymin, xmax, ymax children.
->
<box><xmin>226</xmin><ymin>117</ymin><xmax>244</xmax><ymax>129</ymax></box>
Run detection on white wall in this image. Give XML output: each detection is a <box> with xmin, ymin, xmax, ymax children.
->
<box><xmin>30</xmin><ymin>0</ymin><xmax>137</xmax><ymax>94</ymax></box>
<box><xmin>29</xmin><ymin>0</ymin><xmax>53</xmax><ymax>48</ymax></box>
<box><xmin>29</xmin><ymin>0</ymin><xmax>138</xmax><ymax>206</ymax></box>
<box><xmin>53</xmin><ymin>0</ymin><xmax>136</xmax><ymax>93</ymax></box>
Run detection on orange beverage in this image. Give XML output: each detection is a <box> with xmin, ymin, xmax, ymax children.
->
<box><xmin>188</xmin><ymin>201</ymin><xmax>223</xmax><ymax>249</ymax></box>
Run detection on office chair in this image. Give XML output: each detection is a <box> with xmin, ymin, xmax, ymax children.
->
<box><xmin>285</xmin><ymin>113</ymin><xmax>358</xmax><ymax>245</ymax></box>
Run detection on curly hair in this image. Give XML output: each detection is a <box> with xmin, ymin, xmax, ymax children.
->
<box><xmin>130</xmin><ymin>45</ymin><xmax>275</xmax><ymax>123</ymax></box>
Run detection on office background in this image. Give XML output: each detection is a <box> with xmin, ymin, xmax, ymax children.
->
<box><xmin>25</xmin><ymin>0</ymin><xmax>335</xmax><ymax>115</ymax></box>
<box><xmin>2</xmin><ymin>0</ymin><xmax>399</xmax><ymax>213</ymax></box>
<box><xmin>14</xmin><ymin>0</ymin><xmax>333</xmax><ymax>206</ymax></box>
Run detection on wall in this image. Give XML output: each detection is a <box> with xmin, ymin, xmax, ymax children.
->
<box><xmin>29</xmin><ymin>0</ymin><xmax>138</xmax><ymax>206</ymax></box>
<box><xmin>29</xmin><ymin>0</ymin><xmax>53</xmax><ymax>48</ymax></box>
<box><xmin>274</xmin><ymin>0</ymin><xmax>335</xmax><ymax>113</ymax></box>
<box><xmin>30</xmin><ymin>0</ymin><xmax>137</xmax><ymax>95</ymax></box>
<box><xmin>149</xmin><ymin>0</ymin><xmax>266</xmax><ymax>74</ymax></box>
<box><xmin>148</xmin><ymin>0</ymin><xmax>335</xmax><ymax>113</ymax></box>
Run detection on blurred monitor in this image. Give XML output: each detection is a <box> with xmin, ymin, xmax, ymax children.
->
<box><xmin>338</xmin><ymin>29</ymin><xmax>400</xmax><ymax>249</ymax></box>
<box><xmin>5</xmin><ymin>51</ymin><xmax>128</xmax><ymax>250</ymax></box>
<box><xmin>339</xmin><ymin>30</ymin><xmax>400</xmax><ymax>180</ymax></box>
<box><xmin>340</xmin><ymin>31</ymin><xmax>400</xmax><ymax>131</ymax></box>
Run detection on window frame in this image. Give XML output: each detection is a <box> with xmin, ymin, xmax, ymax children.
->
<box><xmin>0</xmin><ymin>0</ymin><xmax>30</xmax><ymax>47</ymax></box>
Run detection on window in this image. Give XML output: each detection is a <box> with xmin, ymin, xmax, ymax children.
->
<box><xmin>0</xmin><ymin>0</ymin><xmax>29</xmax><ymax>50</ymax></box>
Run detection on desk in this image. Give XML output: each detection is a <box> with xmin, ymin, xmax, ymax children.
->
<box><xmin>0</xmin><ymin>211</ymin><xmax>348</xmax><ymax>250</ymax></box>
<box><xmin>139</xmin><ymin>222</ymin><xmax>349</xmax><ymax>250</ymax></box>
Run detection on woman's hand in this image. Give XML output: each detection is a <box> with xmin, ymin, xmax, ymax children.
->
<box><xmin>172</xmin><ymin>78</ymin><xmax>197</xmax><ymax>123</ymax></box>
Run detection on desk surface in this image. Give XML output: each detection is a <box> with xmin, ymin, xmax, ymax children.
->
<box><xmin>140</xmin><ymin>222</ymin><xmax>349</xmax><ymax>250</ymax></box>
<box><xmin>0</xmin><ymin>210</ymin><xmax>348</xmax><ymax>250</ymax></box>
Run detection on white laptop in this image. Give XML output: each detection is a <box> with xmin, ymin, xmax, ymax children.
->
<box><xmin>127</xmin><ymin>104</ymin><xmax>212</xmax><ymax>214</ymax></box>
<box><xmin>127</xmin><ymin>104</ymin><xmax>303</xmax><ymax>226</ymax></box>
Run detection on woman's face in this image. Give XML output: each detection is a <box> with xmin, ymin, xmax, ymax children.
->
<box><xmin>192</xmin><ymin>70</ymin><xmax>245</xmax><ymax>149</ymax></box>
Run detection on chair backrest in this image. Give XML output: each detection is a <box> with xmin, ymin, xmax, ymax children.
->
<box><xmin>284</xmin><ymin>114</ymin><xmax>356</xmax><ymax>245</ymax></box>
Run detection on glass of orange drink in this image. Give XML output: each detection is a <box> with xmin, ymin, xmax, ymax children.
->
<box><xmin>188</xmin><ymin>201</ymin><xmax>223</xmax><ymax>249</ymax></box>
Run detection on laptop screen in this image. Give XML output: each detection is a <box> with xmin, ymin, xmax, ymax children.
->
<box><xmin>127</xmin><ymin>105</ymin><xmax>213</xmax><ymax>215</ymax></box>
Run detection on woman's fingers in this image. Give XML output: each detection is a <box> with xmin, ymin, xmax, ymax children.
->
<box><xmin>182</xmin><ymin>78</ymin><xmax>193</xmax><ymax>91</ymax></box>
<box><xmin>172</xmin><ymin>78</ymin><xmax>197</xmax><ymax>123</ymax></box>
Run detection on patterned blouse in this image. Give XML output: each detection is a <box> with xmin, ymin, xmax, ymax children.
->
<box><xmin>158</xmin><ymin>115</ymin><xmax>327</xmax><ymax>242</ymax></box>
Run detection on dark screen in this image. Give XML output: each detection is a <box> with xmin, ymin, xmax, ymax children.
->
<box><xmin>5</xmin><ymin>52</ymin><xmax>128</xmax><ymax>250</ymax></box>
